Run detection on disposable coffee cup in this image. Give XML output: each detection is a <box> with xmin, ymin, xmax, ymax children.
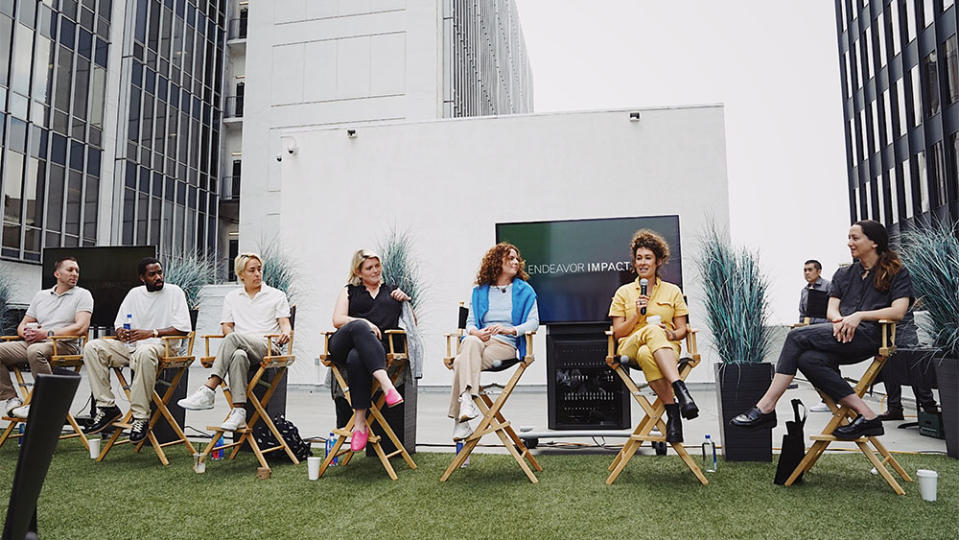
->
<box><xmin>24</xmin><ymin>323</ymin><xmax>39</xmax><ymax>330</ymax></box>
<box><xmin>646</xmin><ymin>315</ymin><xmax>662</xmax><ymax>326</ymax></box>
<box><xmin>307</xmin><ymin>456</ymin><xmax>321</xmax><ymax>480</ymax></box>
<box><xmin>88</xmin><ymin>438</ymin><xmax>100</xmax><ymax>459</ymax></box>
<box><xmin>193</xmin><ymin>453</ymin><xmax>206</xmax><ymax>474</ymax></box>
<box><xmin>917</xmin><ymin>469</ymin><xmax>938</xmax><ymax>502</ymax></box>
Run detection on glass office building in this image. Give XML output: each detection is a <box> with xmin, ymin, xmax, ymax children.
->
<box><xmin>836</xmin><ymin>0</ymin><xmax>959</xmax><ymax>232</ymax></box>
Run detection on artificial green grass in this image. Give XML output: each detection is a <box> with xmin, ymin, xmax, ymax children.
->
<box><xmin>1</xmin><ymin>439</ymin><xmax>956</xmax><ymax>539</ymax></box>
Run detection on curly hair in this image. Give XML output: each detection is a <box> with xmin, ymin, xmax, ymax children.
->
<box><xmin>630</xmin><ymin>229</ymin><xmax>670</xmax><ymax>271</ymax></box>
<box><xmin>475</xmin><ymin>242</ymin><xmax>529</xmax><ymax>285</ymax></box>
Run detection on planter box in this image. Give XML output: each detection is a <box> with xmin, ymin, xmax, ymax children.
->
<box><xmin>934</xmin><ymin>358</ymin><xmax>959</xmax><ymax>459</ymax></box>
<box><xmin>715</xmin><ymin>362</ymin><xmax>774</xmax><ymax>462</ymax></box>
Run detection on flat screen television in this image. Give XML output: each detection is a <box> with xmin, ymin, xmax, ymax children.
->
<box><xmin>42</xmin><ymin>246</ymin><xmax>157</xmax><ymax>328</ymax></box>
<box><xmin>496</xmin><ymin>216</ymin><xmax>682</xmax><ymax>325</ymax></box>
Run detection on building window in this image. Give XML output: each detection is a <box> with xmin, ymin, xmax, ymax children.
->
<box><xmin>911</xmin><ymin>64</ymin><xmax>922</xmax><ymax>127</ymax></box>
<box><xmin>890</xmin><ymin>1</ymin><xmax>901</xmax><ymax>55</ymax></box>
<box><xmin>903</xmin><ymin>158</ymin><xmax>914</xmax><ymax>219</ymax></box>
<box><xmin>849</xmin><ymin>118</ymin><xmax>859</xmax><ymax>164</ymax></box>
<box><xmin>865</xmin><ymin>26</ymin><xmax>875</xmax><ymax>78</ymax></box>
<box><xmin>923</xmin><ymin>0</ymin><xmax>935</xmax><ymax>27</ymax></box>
<box><xmin>923</xmin><ymin>51</ymin><xmax>940</xmax><ymax>117</ymax></box>
<box><xmin>889</xmin><ymin>166</ymin><xmax>899</xmax><ymax>224</ymax></box>
<box><xmin>871</xmin><ymin>99</ymin><xmax>881</xmax><ymax>152</ymax></box>
<box><xmin>906</xmin><ymin>1</ymin><xmax>918</xmax><ymax>42</ymax></box>
<box><xmin>856</xmin><ymin>38</ymin><xmax>865</xmax><ymax>88</ymax></box>
<box><xmin>896</xmin><ymin>77</ymin><xmax>907</xmax><ymax>137</ymax></box>
<box><xmin>865</xmin><ymin>178</ymin><xmax>874</xmax><ymax>218</ymax></box>
<box><xmin>930</xmin><ymin>141</ymin><xmax>948</xmax><ymax>208</ymax></box>
<box><xmin>916</xmin><ymin>151</ymin><xmax>930</xmax><ymax>212</ymax></box>
<box><xmin>876</xmin><ymin>12</ymin><xmax>886</xmax><ymax>69</ymax></box>
<box><xmin>946</xmin><ymin>35</ymin><xmax>959</xmax><ymax>105</ymax></box>
<box><xmin>840</xmin><ymin>0</ymin><xmax>847</xmax><ymax>31</ymax></box>
<box><xmin>876</xmin><ymin>173</ymin><xmax>886</xmax><ymax>223</ymax></box>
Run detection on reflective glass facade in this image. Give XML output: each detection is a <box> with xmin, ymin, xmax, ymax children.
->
<box><xmin>1</xmin><ymin>0</ymin><xmax>110</xmax><ymax>262</ymax></box>
<box><xmin>837</xmin><ymin>0</ymin><xmax>959</xmax><ymax>231</ymax></box>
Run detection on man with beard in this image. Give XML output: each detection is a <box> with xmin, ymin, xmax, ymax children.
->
<box><xmin>83</xmin><ymin>257</ymin><xmax>191</xmax><ymax>442</ymax></box>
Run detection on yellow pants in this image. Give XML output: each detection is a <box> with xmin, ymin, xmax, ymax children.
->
<box><xmin>617</xmin><ymin>325</ymin><xmax>681</xmax><ymax>382</ymax></box>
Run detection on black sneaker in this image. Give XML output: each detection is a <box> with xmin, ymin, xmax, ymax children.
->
<box><xmin>129</xmin><ymin>418</ymin><xmax>148</xmax><ymax>442</ymax></box>
<box><xmin>84</xmin><ymin>405</ymin><xmax>121</xmax><ymax>434</ymax></box>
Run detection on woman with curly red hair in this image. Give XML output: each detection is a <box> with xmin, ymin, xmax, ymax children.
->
<box><xmin>609</xmin><ymin>229</ymin><xmax>698</xmax><ymax>443</ymax></box>
<box><xmin>449</xmin><ymin>243</ymin><xmax>539</xmax><ymax>441</ymax></box>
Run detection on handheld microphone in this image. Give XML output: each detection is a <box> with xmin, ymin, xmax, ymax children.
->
<box><xmin>639</xmin><ymin>278</ymin><xmax>648</xmax><ymax>315</ymax></box>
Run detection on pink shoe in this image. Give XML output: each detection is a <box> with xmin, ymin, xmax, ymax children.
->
<box><xmin>384</xmin><ymin>388</ymin><xmax>404</xmax><ymax>408</ymax></box>
<box><xmin>350</xmin><ymin>428</ymin><xmax>368</xmax><ymax>452</ymax></box>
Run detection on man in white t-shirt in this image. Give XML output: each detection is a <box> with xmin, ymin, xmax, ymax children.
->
<box><xmin>83</xmin><ymin>257</ymin><xmax>192</xmax><ymax>442</ymax></box>
<box><xmin>0</xmin><ymin>256</ymin><xmax>93</xmax><ymax>418</ymax></box>
<box><xmin>178</xmin><ymin>252</ymin><xmax>291</xmax><ymax>431</ymax></box>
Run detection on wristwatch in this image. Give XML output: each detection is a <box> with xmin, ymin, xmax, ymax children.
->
<box><xmin>47</xmin><ymin>330</ymin><xmax>54</xmax><ymax>337</ymax></box>
<box><xmin>153</xmin><ymin>329</ymin><xmax>159</xmax><ymax>338</ymax></box>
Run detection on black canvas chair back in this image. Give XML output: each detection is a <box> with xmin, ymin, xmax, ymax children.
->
<box><xmin>806</xmin><ymin>289</ymin><xmax>829</xmax><ymax>320</ymax></box>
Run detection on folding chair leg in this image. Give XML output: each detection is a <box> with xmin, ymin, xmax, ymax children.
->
<box><xmin>479</xmin><ymin>394</ymin><xmax>541</xmax><ymax>472</ymax></box>
<box><xmin>440</xmin><ymin>438</ymin><xmax>479</xmax><ymax>482</ymax></box>
<box><xmin>867</xmin><ymin>436</ymin><xmax>911</xmax><ymax>482</ymax></box>
<box><xmin>856</xmin><ymin>440</ymin><xmax>906</xmax><ymax>495</ymax></box>
<box><xmin>367</xmin><ymin>402</ymin><xmax>417</xmax><ymax>470</ymax></box>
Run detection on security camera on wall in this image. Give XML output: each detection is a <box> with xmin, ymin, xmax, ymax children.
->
<box><xmin>275</xmin><ymin>153</ymin><xmax>284</xmax><ymax>162</ymax></box>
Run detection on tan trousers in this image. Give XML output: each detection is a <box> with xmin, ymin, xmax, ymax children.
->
<box><xmin>83</xmin><ymin>339</ymin><xmax>165</xmax><ymax>420</ymax></box>
<box><xmin>209</xmin><ymin>332</ymin><xmax>273</xmax><ymax>404</ymax></box>
<box><xmin>617</xmin><ymin>325</ymin><xmax>681</xmax><ymax>383</ymax></box>
<box><xmin>0</xmin><ymin>340</ymin><xmax>78</xmax><ymax>400</ymax></box>
<box><xmin>448</xmin><ymin>335</ymin><xmax>516</xmax><ymax>418</ymax></box>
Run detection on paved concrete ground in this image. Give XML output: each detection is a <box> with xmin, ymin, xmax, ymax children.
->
<box><xmin>56</xmin><ymin>370</ymin><xmax>947</xmax><ymax>460</ymax></box>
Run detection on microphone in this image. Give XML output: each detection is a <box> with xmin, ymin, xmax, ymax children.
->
<box><xmin>639</xmin><ymin>278</ymin><xmax>648</xmax><ymax>315</ymax></box>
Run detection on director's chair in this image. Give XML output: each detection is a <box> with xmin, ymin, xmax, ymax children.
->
<box><xmin>784</xmin><ymin>321</ymin><xmax>912</xmax><ymax>495</ymax></box>
<box><xmin>197</xmin><ymin>330</ymin><xmax>300</xmax><ymax>473</ymax></box>
<box><xmin>97</xmin><ymin>333</ymin><xmax>196</xmax><ymax>465</ymax></box>
<box><xmin>605</xmin><ymin>326</ymin><xmax>708</xmax><ymax>486</ymax></box>
<box><xmin>439</xmin><ymin>304</ymin><xmax>542</xmax><ymax>483</ymax></box>
<box><xmin>0</xmin><ymin>335</ymin><xmax>91</xmax><ymax>451</ymax></box>
<box><xmin>317</xmin><ymin>329</ymin><xmax>417</xmax><ymax>480</ymax></box>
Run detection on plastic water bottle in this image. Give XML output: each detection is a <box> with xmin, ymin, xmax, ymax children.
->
<box><xmin>702</xmin><ymin>434</ymin><xmax>717</xmax><ymax>472</ymax></box>
<box><xmin>212</xmin><ymin>436</ymin><xmax>225</xmax><ymax>460</ymax></box>
<box><xmin>325</xmin><ymin>432</ymin><xmax>338</xmax><ymax>466</ymax></box>
<box><xmin>123</xmin><ymin>313</ymin><xmax>135</xmax><ymax>351</ymax></box>
<box><xmin>455</xmin><ymin>441</ymin><xmax>470</xmax><ymax>468</ymax></box>
<box><xmin>17</xmin><ymin>424</ymin><xmax>24</xmax><ymax>447</ymax></box>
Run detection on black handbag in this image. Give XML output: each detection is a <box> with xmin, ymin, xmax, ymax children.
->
<box><xmin>774</xmin><ymin>399</ymin><xmax>807</xmax><ymax>485</ymax></box>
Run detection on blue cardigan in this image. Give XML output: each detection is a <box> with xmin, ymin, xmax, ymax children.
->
<box><xmin>470</xmin><ymin>279</ymin><xmax>537</xmax><ymax>358</ymax></box>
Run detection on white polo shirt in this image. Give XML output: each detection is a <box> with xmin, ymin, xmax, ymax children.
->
<box><xmin>221</xmin><ymin>284</ymin><xmax>291</xmax><ymax>335</ymax></box>
<box><xmin>25</xmin><ymin>285</ymin><xmax>94</xmax><ymax>331</ymax></box>
<box><xmin>114</xmin><ymin>284</ymin><xmax>192</xmax><ymax>347</ymax></box>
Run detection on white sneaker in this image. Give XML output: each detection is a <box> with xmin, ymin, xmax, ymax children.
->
<box><xmin>453</xmin><ymin>419</ymin><xmax>473</xmax><ymax>441</ymax></box>
<box><xmin>3</xmin><ymin>397</ymin><xmax>22</xmax><ymax>417</ymax></box>
<box><xmin>458</xmin><ymin>392</ymin><xmax>479</xmax><ymax>422</ymax></box>
<box><xmin>9</xmin><ymin>404</ymin><xmax>29</xmax><ymax>419</ymax></box>
<box><xmin>220</xmin><ymin>408</ymin><xmax>246</xmax><ymax>431</ymax></box>
<box><xmin>178</xmin><ymin>386</ymin><xmax>215</xmax><ymax>410</ymax></box>
<box><xmin>809</xmin><ymin>402</ymin><xmax>831</xmax><ymax>413</ymax></box>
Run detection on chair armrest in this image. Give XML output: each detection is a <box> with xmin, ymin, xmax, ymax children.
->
<box><xmin>264</xmin><ymin>331</ymin><xmax>295</xmax><ymax>351</ymax></box>
<box><xmin>161</xmin><ymin>332</ymin><xmax>192</xmax><ymax>359</ymax></box>
<box><xmin>684</xmin><ymin>328</ymin><xmax>699</xmax><ymax>359</ymax></box>
<box><xmin>319</xmin><ymin>331</ymin><xmax>336</xmax><ymax>365</ymax></box>
<box><xmin>1</xmin><ymin>336</ymin><xmax>22</xmax><ymax>342</ymax></box>
<box><xmin>522</xmin><ymin>331</ymin><xmax>536</xmax><ymax>363</ymax></box>
<box><xmin>49</xmin><ymin>334</ymin><xmax>88</xmax><ymax>356</ymax></box>
<box><xmin>443</xmin><ymin>330</ymin><xmax>464</xmax><ymax>369</ymax></box>
<box><xmin>384</xmin><ymin>329</ymin><xmax>405</xmax><ymax>356</ymax></box>
<box><xmin>201</xmin><ymin>334</ymin><xmax>225</xmax><ymax>357</ymax></box>
<box><xmin>878</xmin><ymin>320</ymin><xmax>897</xmax><ymax>352</ymax></box>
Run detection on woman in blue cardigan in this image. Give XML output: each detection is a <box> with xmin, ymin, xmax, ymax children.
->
<box><xmin>449</xmin><ymin>242</ymin><xmax>539</xmax><ymax>441</ymax></box>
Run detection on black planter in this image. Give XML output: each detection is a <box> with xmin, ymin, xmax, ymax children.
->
<box><xmin>715</xmin><ymin>362</ymin><xmax>774</xmax><ymax>462</ymax></box>
<box><xmin>933</xmin><ymin>358</ymin><xmax>959</xmax><ymax>459</ymax></box>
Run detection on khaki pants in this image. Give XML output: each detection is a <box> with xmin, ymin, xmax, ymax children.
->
<box><xmin>448</xmin><ymin>335</ymin><xmax>516</xmax><ymax>418</ymax></box>
<box><xmin>83</xmin><ymin>339</ymin><xmax>165</xmax><ymax>420</ymax></box>
<box><xmin>617</xmin><ymin>325</ymin><xmax>681</xmax><ymax>383</ymax></box>
<box><xmin>210</xmin><ymin>332</ymin><xmax>273</xmax><ymax>404</ymax></box>
<box><xmin>0</xmin><ymin>340</ymin><xmax>79</xmax><ymax>400</ymax></box>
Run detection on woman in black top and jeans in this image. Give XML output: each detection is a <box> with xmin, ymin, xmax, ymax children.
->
<box><xmin>330</xmin><ymin>249</ymin><xmax>410</xmax><ymax>451</ymax></box>
<box><xmin>731</xmin><ymin>220</ymin><xmax>913</xmax><ymax>440</ymax></box>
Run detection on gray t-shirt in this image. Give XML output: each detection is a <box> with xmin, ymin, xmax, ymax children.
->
<box><xmin>25</xmin><ymin>286</ymin><xmax>94</xmax><ymax>331</ymax></box>
<box><xmin>829</xmin><ymin>261</ymin><xmax>913</xmax><ymax>337</ymax></box>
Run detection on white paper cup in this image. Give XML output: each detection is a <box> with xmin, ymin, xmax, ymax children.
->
<box><xmin>307</xmin><ymin>456</ymin><xmax>321</xmax><ymax>480</ymax></box>
<box><xmin>917</xmin><ymin>469</ymin><xmax>938</xmax><ymax>502</ymax></box>
<box><xmin>646</xmin><ymin>315</ymin><xmax>662</xmax><ymax>326</ymax></box>
<box><xmin>193</xmin><ymin>453</ymin><xmax>206</xmax><ymax>474</ymax></box>
<box><xmin>88</xmin><ymin>438</ymin><xmax>100</xmax><ymax>459</ymax></box>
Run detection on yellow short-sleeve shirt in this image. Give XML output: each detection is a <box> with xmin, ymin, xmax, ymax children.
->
<box><xmin>608</xmin><ymin>277</ymin><xmax>689</xmax><ymax>343</ymax></box>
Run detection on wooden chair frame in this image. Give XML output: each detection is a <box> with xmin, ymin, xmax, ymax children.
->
<box><xmin>605</xmin><ymin>328</ymin><xmax>708</xmax><ymax>485</ymax></box>
<box><xmin>197</xmin><ymin>331</ymin><xmax>299</xmax><ymax>473</ymax></box>
<box><xmin>439</xmin><ymin>329</ymin><xmax>542</xmax><ymax>484</ymax></box>
<box><xmin>784</xmin><ymin>321</ymin><xmax>912</xmax><ymax>495</ymax></box>
<box><xmin>97</xmin><ymin>333</ymin><xmax>197</xmax><ymax>465</ymax></box>
<box><xmin>0</xmin><ymin>335</ymin><xmax>90</xmax><ymax>450</ymax></box>
<box><xmin>317</xmin><ymin>329</ymin><xmax>417</xmax><ymax>480</ymax></box>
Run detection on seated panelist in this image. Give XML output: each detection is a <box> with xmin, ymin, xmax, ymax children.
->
<box><xmin>83</xmin><ymin>257</ymin><xmax>191</xmax><ymax>442</ymax></box>
<box><xmin>731</xmin><ymin>220</ymin><xmax>913</xmax><ymax>440</ymax></box>
<box><xmin>329</xmin><ymin>249</ymin><xmax>408</xmax><ymax>452</ymax></box>
<box><xmin>177</xmin><ymin>252</ymin><xmax>292</xmax><ymax>431</ymax></box>
<box><xmin>449</xmin><ymin>243</ymin><xmax>539</xmax><ymax>442</ymax></box>
<box><xmin>609</xmin><ymin>229</ymin><xmax>698</xmax><ymax>443</ymax></box>
<box><xmin>0</xmin><ymin>256</ymin><xmax>93</xmax><ymax>418</ymax></box>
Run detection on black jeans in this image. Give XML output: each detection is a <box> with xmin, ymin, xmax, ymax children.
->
<box><xmin>776</xmin><ymin>323</ymin><xmax>879</xmax><ymax>401</ymax></box>
<box><xmin>329</xmin><ymin>320</ymin><xmax>386</xmax><ymax>410</ymax></box>
<box><xmin>885</xmin><ymin>383</ymin><xmax>936</xmax><ymax>411</ymax></box>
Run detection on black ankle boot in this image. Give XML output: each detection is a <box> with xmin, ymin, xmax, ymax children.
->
<box><xmin>665</xmin><ymin>403</ymin><xmax>683</xmax><ymax>443</ymax></box>
<box><xmin>672</xmin><ymin>380</ymin><xmax>699</xmax><ymax>420</ymax></box>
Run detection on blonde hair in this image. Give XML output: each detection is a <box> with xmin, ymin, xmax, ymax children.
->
<box><xmin>234</xmin><ymin>252</ymin><xmax>263</xmax><ymax>281</ymax></box>
<box><xmin>348</xmin><ymin>249</ymin><xmax>381</xmax><ymax>286</ymax></box>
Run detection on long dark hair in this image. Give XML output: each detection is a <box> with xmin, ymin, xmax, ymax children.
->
<box><xmin>855</xmin><ymin>220</ymin><xmax>902</xmax><ymax>292</ymax></box>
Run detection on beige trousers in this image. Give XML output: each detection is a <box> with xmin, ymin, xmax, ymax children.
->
<box><xmin>83</xmin><ymin>339</ymin><xmax>165</xmax><ymax>420</ymax></box>
<box><xmin>447</xmin><ymin>335</ymin><xmax>516</xmax><ymax>418</ymax></box>
<box><xmin>209</xmin><ymin>332</ymin><xmax>273</xmax><ymax>404</ymax></box>
<box><xmin>0</xmin><ymin>340</ymin><xmax>78</xmax><ymax>400</ymax></box>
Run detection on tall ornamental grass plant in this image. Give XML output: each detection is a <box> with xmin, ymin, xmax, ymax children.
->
<box><xmin>259</xmin><ymin>241</ymin><xmax>297</xmax><ymax>301</ymax></box>
<box><xmin>697</xmin><ymin>224</ymin><xmax>772</xmax><ymax>365</ymax></box>
<box><xmin>162</xmin><ymin>252</ymin><xmax>217</xmax><ymax>309</ymax></box>
<box><xmin>0</xmin><ymin>271</ymin><xmax>12</xmax><ymax>333</ymax></box>
<box><xmin>377</xmin><ymin>227</ymin><xmax>426</xmax><ymax>310</ymax></box>
<box><xmin>899</xmin><ymin>221</ymin><xmax>959</xmax><ymax>358</ymax></box>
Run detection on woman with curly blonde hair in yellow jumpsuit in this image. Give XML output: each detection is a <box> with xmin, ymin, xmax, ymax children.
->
<box><xmin>609</xmin><ymin>229</ymin><xmax>698</xmax><ymax>443</ymax></box>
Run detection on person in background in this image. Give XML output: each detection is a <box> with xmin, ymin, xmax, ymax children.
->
<box><xmin>800</xmin><ymin>259</ymin><xmax>833</xmax><ymax>413</ymax></box>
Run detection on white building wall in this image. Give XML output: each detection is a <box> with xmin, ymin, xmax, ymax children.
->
<box><xmin>254</xmin><ymin>106</ymin><xmax>729</xmax><ymax>387</ymax></box>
